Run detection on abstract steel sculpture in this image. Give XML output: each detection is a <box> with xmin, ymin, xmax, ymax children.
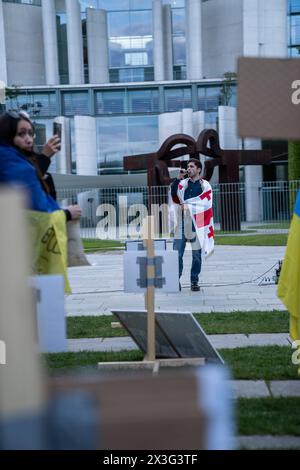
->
<box><xmin>124</xmin><ymin>129</ymin><xmax>272</xmax><ymax>231</ymax></box>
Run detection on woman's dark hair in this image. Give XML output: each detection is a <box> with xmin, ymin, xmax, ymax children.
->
<box><xmin>0</xmin><ymin>112</ymin><xmax>50</xmax><ymax>194</ymax></box>
<box><xmin>0</xmin><ymin>111</ymin><xmax>34</xmax><ymax>146</ymax></box>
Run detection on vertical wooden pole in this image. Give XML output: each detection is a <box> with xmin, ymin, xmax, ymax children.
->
<box><xmin>143</xmin><ymin>216</ymin><xmax>156</xmax><ymax>362</ymax></box>
<box><xmin>0</xmin><ymin>190</ymin><xmax>46</xmax><ymax>422</ymax></box>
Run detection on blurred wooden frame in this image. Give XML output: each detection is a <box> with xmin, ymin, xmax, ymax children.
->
<box><xmin>49</xmin><ymin>372</ymin><xmax>206</xmax><ymax>451</ymax></box>
<box><xmin>238</xmin><ymin>57</ymin><xmax>300</xmax><ymax>140</ymax></box>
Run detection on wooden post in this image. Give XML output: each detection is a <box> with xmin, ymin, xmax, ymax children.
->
<box><xmin>143</xmin><ymin>216</ymin><xmax>156</xmax><ymax>362</ymax></box>
<box><xmin>0</xmin><ymin>190</ymin><xmax>46</xmax><ymax>422</ymax></box>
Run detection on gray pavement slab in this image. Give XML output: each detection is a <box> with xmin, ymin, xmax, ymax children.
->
<box><xmin>66</xmin><ymin>246</ymin><xmax>286</xmax><ymax>317</ymax></box>
<box><xmin>68</xmin><ymin>337</ymin><xmax>137</xmax><ymax>353</ymax></box>
<box><xmin>238</xmin><ymin>435</ymin><xmax>300</xmax><ymax>450</ymax></box>
<box><xmin>247</xmin><ymin>333</ymin><xmax>290</xmax><ymax>347</ymax></box>
<box><xmin>270</xmin><ymin>380</ymin><xmax>300</xmax><ymax>397</ymax></box>
<box><xmin>67</xmin><ymin>333</ymin><xmax>290</xmax><ymax>353</ymax></box>
<box><xmin>210</xmin><ymin>333</ymin><xmax>289</xmax><ymax>349</ymax></box>
<box><xmin>229</xmin><ymin>380</ymin><xmax>270</xmax><ymax>398</ymax></box>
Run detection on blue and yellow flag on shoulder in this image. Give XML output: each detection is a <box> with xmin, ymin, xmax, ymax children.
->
<box><xmin>277</xmin><ymin>191</ymin><xmax>300</xmax><ymax>373</ymax></box>
<box><xmin>28</xmin><ymin>210</ymin><xmax>71</xmax><ymax>294</ymax></box>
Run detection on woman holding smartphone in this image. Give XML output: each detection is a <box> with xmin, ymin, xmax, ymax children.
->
<box><xmin>0</xmin><ymin>111</ymin><xmax>81</xmax><ymax>221</ymax></box>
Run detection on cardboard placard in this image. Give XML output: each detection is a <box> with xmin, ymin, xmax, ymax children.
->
<box><xmin>238</xmin><ymin>57</ymin><xmax>300</xmax><ymax>140</ymax></box>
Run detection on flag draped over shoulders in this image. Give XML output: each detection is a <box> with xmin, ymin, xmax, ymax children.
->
<box><xmin>174</xmin><ymin>178</ymin><xmax>215</xmax><ymax>257</ymax></box>
<box><xmin>277</xmin><ymin>190</ymin><xmax>300</xmax><ymax>344</ymax></box>
<box><xmin>0</xmin><ymin>144</ymin><xmax>60</xmax><ymax>213</ymax></box>
<box><xmin>0</xmin><ymin>144</ymin><xmax>71</xmax><ymax>293</ymax></box>
<box><xmin>28</xmin><ymin>210</ymin><xmax>71</xmax><ymax>293</ymax></box>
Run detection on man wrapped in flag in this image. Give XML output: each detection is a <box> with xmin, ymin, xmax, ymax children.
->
<box><xmin>170</xmin><ymin>158</ymin><xmax>214</xmax><ymax>291</ymax></box>
<box><xmin>277</xmin><ymin>190</ymin><xmax>300</xmax><ymax>374</ymax></box>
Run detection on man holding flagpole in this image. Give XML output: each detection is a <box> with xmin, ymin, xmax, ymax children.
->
<box><xmin>170</xmin><ymin>159</ymin><xmax>215</xmax><ymax>292</ymax></box>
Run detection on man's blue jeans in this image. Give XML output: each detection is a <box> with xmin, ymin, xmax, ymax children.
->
<box><xmin>173</xmin><ymin>232</ymin><xmax>202</xmax><ymax>284</ymax></box>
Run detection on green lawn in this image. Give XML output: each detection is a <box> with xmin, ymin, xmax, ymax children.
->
<box><xmin>237</xmin><ymin>398</ymin><xmax>300</xmax><ymax>436</ymax></box>
<box><xmin>194</xmin><ymin>311</ymin><xmax>288</xmax><ymax>335</ymax></box>
<box><xmin>215</xmin><ymin>230</ymin><xmax>255</xmax><ymax>235</ymax></box>
<box><xmin>249</xmin><ymin>223</ymin><xmax>290</xmax><ymax>230</ymax></box>
<box><xmin>44</xmin><ymin>345</ymin><xmax>298</xmax><ymax>380</ymax></box>
<box><xmin>220</xmin><ymin>346</ymin><xmax>297</xmax><ymax>381</ymax></box>
<box><xmin>82</xmin><ymin>233</ymin><xmax>288</xmax><ymax>249</ymax></box>
<box><xmin>44</xmin><ymin>350</ymin><xmax>143</xmax><ymax>370</ymax></box>
<box><xmin>67</xmin><ymin>310</ymin><xmax>289</xmax><ymax>339</ymax></box>
<box><xmin>67</xmin><ymin>315</ymin><xmax>127</xmax><ymax>339</ymax></box>
<box><xmin>215</xmin><ymin>234</ymin><xmax>288</xmax><ymax>246</ymax></box>
<box><xmin>82</xmin><ymin>239</ymin><xmax>124</xmax><ymax>252</ymax></box>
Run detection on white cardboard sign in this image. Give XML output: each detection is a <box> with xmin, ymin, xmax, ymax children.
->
<box><xmin>123</xmin><ymin>250</ymin><xmax>179</xmax><ymax>293</ymax></box>
<box><xmin>30</xmin><ymin>275</ymin><xmax>67</xmax><ymax>353</ymax></box>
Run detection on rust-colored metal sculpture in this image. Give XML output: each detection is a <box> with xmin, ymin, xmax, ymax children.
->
<box><xmin>124</xmin><ymin>129</ymin><xmax>272</xmax><ymax>231</ymax></box>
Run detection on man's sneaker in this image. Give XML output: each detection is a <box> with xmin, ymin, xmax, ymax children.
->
<box><xmin>191</xmin><ymin>282</ymin><xmax>200</xmax><ymax>292</ymax></box>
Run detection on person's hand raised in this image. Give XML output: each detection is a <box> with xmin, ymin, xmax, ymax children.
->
<box><xmin>178</xmin><ymin>168</ymin><xmax>187</xmax><ymax>180</ymax></box>
<box><xmin>42</xmin><ymin>135</ymin><xmax>61</xmax><ymax>158</ymax></box>
<box><xmin>67</xmin><ymin>205</ymin><xmax>82</xmax><ymax>220</ymax></box>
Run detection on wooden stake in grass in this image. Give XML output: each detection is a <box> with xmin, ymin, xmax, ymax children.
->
<box><xmin>0</xmin><ymin>190</ymin><xmax>46</xmax><ymax>427</ymax></box>
<box><xmin>143</xmin><ymin>216</ymin><xmax>156</xmax><ymax>362</ymax></box>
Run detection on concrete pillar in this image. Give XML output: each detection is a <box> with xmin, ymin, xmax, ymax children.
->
<box><xmin>186</xmin><ymin>0</ymin><xmax>203</xmax><ymax>80</ymax></box>
<box><xmin>87</xmin><ymin>8</ymin><xmax>109</xmax><ymax>84</ymax></box>
<box><xmin>74</xmin><ymin>116</ymin><xmax>97</xmax><ymax>176</ymax></box>
<box><xmin>153</xmin><ymin>0</ymin><xmax>165</xmax><ymax>82</ymax></box>
<box><xmin>244</xmin><ymin>139</ymin><xmax>263</xmax><ymax>222</ymax></box>
<box><xmin>0</xmin><ymin>0</ymin><xmax>7</xmax><ymax>84</ymax></box>
<box><xmin>53</xmin><ymin>117</ymin><xmax>72</xmax><ymax>174</ymax></box>
<box><xmin>163</xmin><ymin>4</ymin><xmax>173</xmax><ymax>81</ymax></box>
<box><xmin>41</xmin><ymin>0</ymin><xmax>59</xmax><ymax>85</ymax></box>
<box><xmin>182</xmin><ymin>108</ymin><xmax>193</xmax><ymax>136</ymax></box>
<box><xmin>243</xmin><ymin>0</ymin><xmax>287</xmax><ymax>57</ymax></box>
<box><xmin>158</xmin><ymin>111</ymin><xmax>182</xmax><ymax>145</ymax></box>
<box><xmin>219</xmin><ymin>107</ymin><xmax>263</xmax><ymax>221</ymax></box>
<box><xmin>218</xmin><ymin>106</ymin><xmax>239</xmax><ymax>150</ymax></box>
<box><xmin>193</xmin><ymin>111</ymin><xmax>205</xmax><ymax>139</ymax></box>
<box><xmin>262</xmin><ymin>0</ymin><xmax>287</xmax><ymax>57</ymax></box>
<box><xmin>217</xmin><ymin>106</ymin><xmax>240</xmax><ymax>186</ymax></box>
<box><xmin>65</xmin><ymin>0</ymin><xmax>84</xmax><ymax>84</ymax></box>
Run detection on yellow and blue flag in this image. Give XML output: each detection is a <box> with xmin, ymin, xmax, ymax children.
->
<box><xmin>28</xmin><ymin>210</ymin><xmax>71</xmax><ymax>293</ymax></box>
<box><xmin>277</xmin><ymin>191</ymin><xmax>300</xmax><ymax>348</ymax></box>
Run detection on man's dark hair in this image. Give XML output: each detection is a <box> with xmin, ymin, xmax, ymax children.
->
<box><xmin>188</xmin><ymin>158</ymin><xmax>202</xmax><ymax>170</ymax></box>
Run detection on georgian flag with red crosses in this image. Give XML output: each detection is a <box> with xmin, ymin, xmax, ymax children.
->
<box><xmin>176</xmin><ymin>178</ymin><xmax>215</xmax><ymax>257</ymax></box>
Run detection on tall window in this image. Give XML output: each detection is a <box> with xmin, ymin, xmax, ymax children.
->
<box><xmin>171</xmin><ymin>4</ymin><xmax>186</xmax><ymax>80</ymax></box>
<box><xmin>6</xmin><ymin>93</ymin><xmax>57</xmax><ymax>117</ymax></box>
<box><xmin>288</xmin><ymin>0</ymin><xmax>300</xmax><ymax>57</ymax></box>
<box><xmin>56</xmin><ymin>13</ymin><xmax>69</xmax><ymax>84</ymax></box>
<box><xmin>165</xmin><ymin>87</ymin><xmax>191</xmax><ymax>112</ymax></box>
<box><xmin>96</xmin><ymin>114</ymin><xmax>158</xmax><ymax>173</ymax></box>
<box><xmin>82</xmin><ymin>13</ymin><xmax>89</xmax><ymax>84</ymax></box>
<box><xmin>62</xmin><ymin>92</ymin><xmax>89</xmax><ymax>115</ymax></box>
<box><xmin>107</xmin><ymin>8</ymin><xmax>153</xmax><ymax>83</ymax></box>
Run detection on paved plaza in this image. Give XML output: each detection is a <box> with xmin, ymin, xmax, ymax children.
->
<box><xmin>64</xmin><ymin>243</ymin><xmax>300</xmax><ymax>448</ymax></box>
<box><xmin>66</xmin><ymin>245</ymin><xmax>286</xmax><ymax>316</ymax></box>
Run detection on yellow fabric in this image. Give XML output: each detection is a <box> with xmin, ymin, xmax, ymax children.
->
<box><xmin>28</xmin><ymin>210</ymin><xmax>71</xmax><ymax>293</ymax></box>
<box><xmin>277</xmin><ymin>214</ymin><xmax>300</xmax><ymax>341</ymax></box>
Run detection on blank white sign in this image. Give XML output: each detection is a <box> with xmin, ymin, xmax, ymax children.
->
<box><xmin>123</xmin><ymin>250</ymin><xmax>179</xmax><ymax>293</ymax></box>
<box><xmin>30</xmin><ymin>275</ymin><xmax>67</xmax><ymax>353</ymax></box>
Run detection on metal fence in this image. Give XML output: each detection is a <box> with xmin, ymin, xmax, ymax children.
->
<box><xmin>56</xmin><ymin>180</ymin><xmax>300</xmax><ymax>239</ymax></box>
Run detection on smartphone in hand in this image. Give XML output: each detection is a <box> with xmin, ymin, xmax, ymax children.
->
<box><xmin>53</xmin><ymin>122</ymin><xmax>62</xmax><ymax>150</ymax></box>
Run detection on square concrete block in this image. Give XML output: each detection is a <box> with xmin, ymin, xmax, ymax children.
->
<box><xmin>270</xmin><ymin>381</ymin><xmax>300</xmax><ymax>397</ymax></box>
<box><xmin>229</xmin><ymin>380</ymin><xmax>270</xmax><ymax>398</ymax></box>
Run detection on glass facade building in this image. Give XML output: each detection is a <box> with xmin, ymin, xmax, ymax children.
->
<box><xmin>6</xmin><ymin>80</ymin><xmax>236</xmax><ymax>173</ymax></box>
<box><xmin>288</xmin><ymin>0</ymin><xmax>300</xmax><ymax>56</ymax></box>
<box><xmin>1</xmin><ymin>0</ymin><xmax>296</xmax><ymax>177</ymax></box>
